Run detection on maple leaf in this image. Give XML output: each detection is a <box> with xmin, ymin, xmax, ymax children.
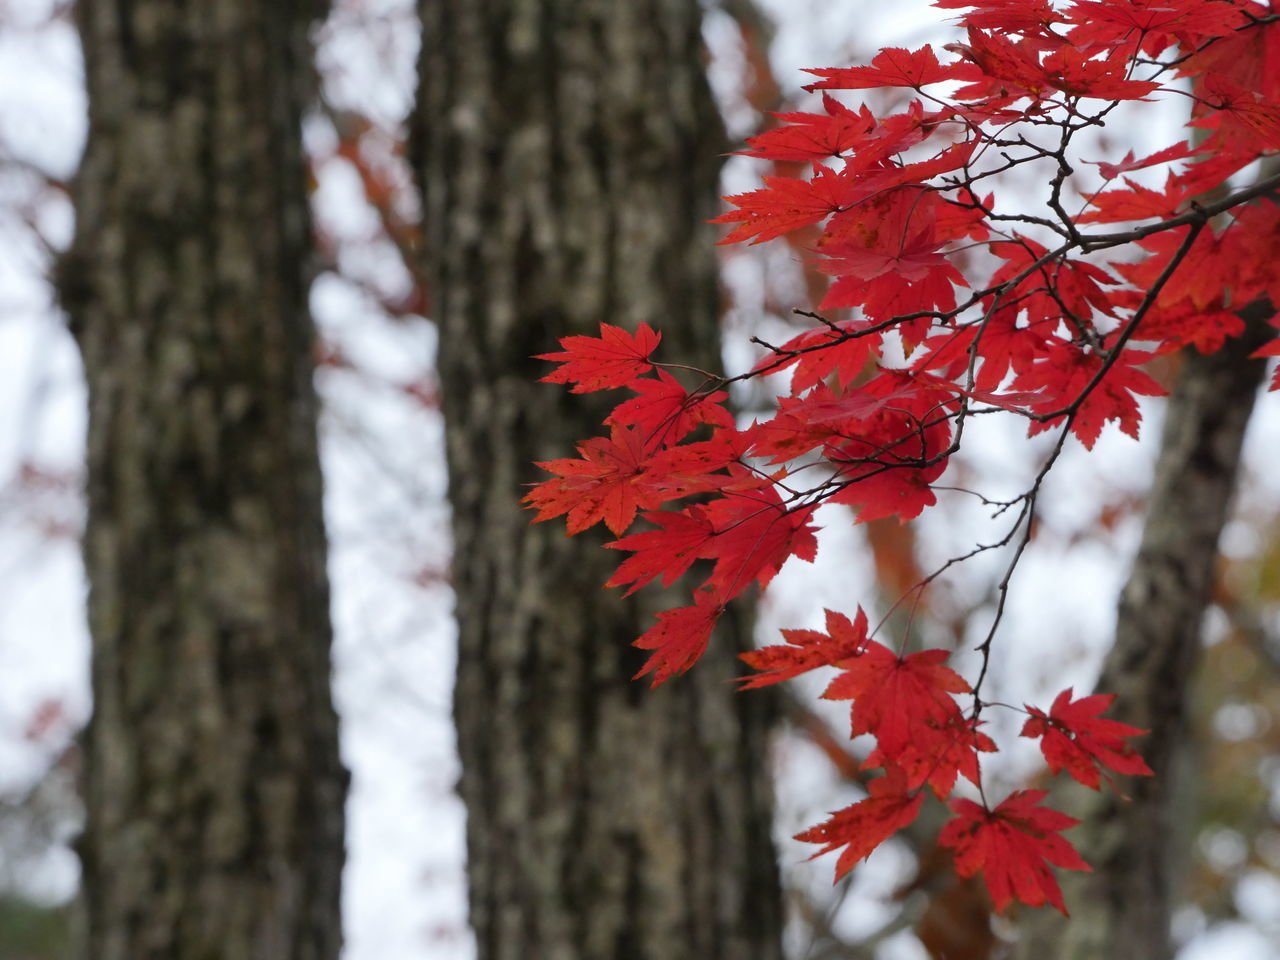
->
<box><xmin>1014</xmin><ymin>343</ymin><xmax>1165</xmax><ymax>449</ymax></box>
<box><xmin>743</xmin><ymin>409</ymin><xmax>838</xmax><ymax>466</ymax></box>
<box><xmin>829</xmin><ymin>466</ymin><xmax>941</xmax><ymax>525</ymax></box>
<box><xmin>605</xmin><ymin>507</ymin><xmax>718</xmax><ymax>595</ymax></box>
<box><xmin>1122</xmin><ymin>293</ymin><xmax>1244</xmax><ymax>355</ymax></box>
<box><xmin>816</xmin><ymin>187</ymin><xmax>969</xmax><ymax>321</ymax></box>
<box><xmin>946</xmin><ymin>27</ymin><xmax>1054</xmax><ymax>102</ymax></box>
<box><xmin>796</xmin><ymin>767</ymin><xmax>924</xmax><ymax>880</ymax></box>
<box><xmin>757</xmin><ymin>319</ymin><xmax>883</xmax><ymax>395</ymax></box>
<box><xmin>867</xmin><ymin>140</ymin><xmax>979</xmax><ymax>190</ymax></box>
<box><xmin>1182</xmin><ymin>6</ymin><xmax>1280</xmax><ymax>114</ymax></box>
<box><xmin>818</xmin><ymin>373</ymin><xmax>956</xmax><ymax>522</ymax></box>
<box><xmin>1078</xmin><ymin>174</ymin><xmax>1185</xmax><ymax>224</ymax></box>
<box><xmin>1226</xmin><ymin>197</ymin><xmax>1280</xmax><ymax>307</ymax></box>
<box><xmin>1067</xmin><ymin>0</ymin><xmax>1232</xmax><ymax>58</ymax></box>
<box><xmin>985</xmin><ymin>239</ymin><xmax>1114</xmax><ymax>329</ymax></box>
<box><xmin>526</xmin><ymin>425</ymin><xmax>708</xmax><ymax>535</ymax></box>
<box><xmin>940</xmin><ymin>791</ymin><xmax>1091</xmax><ymax>915</ymax></box>
<box><xmin>744</xmin><ymin>380</ymin><xmax>918</xmax><ymax>466</ymax></box>
<box><xmin>803</xmin><ymin>46</ymin><xmax>960</xmax><ymax>90</ymax></box>
<box><xmin>822</xmin><ymin>640</ymin><xmax>970</xmax><ymax>757</ymax></box>
<box><xmin>537</xmin><ymin>322</ymin><xmax>661</xmax><ymax>393</ymax></box>
<box><xmin>702</xmin><ymin>483</ymin><xmax>819</xmax><ymax>599</ymax></box>
<box><xmin>1021</xmin><ymin>687</ymin><xmax>1153</xmax><ymax>790</ymax></box>
<box><xmin>934</xmin><ymin>0</ymin><xmax>1063</xmax><ymax>34</ymax></box>
<box><xmin>910</xmin><ymin>326</ymin><xmax>979</xmax><ymax>381</ymax></box>
<box><xmin>776</xmin><ymin>380</ymin><xmax>924</xmax><ymax>426</ymax></box>
<box><xmin>714</xmin><ymin>165</ymin><xmax>859</xmax><ymax>245</ymax></box>
<box><xmin>606</xmin><ymin>370</ymin><xmax>734</xmax><ymax>448</ymax></box>
<box><xmin>1042</xmin><ymin>45</ymin><xmax>1159</xmax><ymax>100</ymax></box>
<box><xmin>739</xmin><ymin>607</ymin><xmax>869</xmax><ymax>689</ymax></box>
<box><xmin>1115</xmin><ymin>226</ymin><xmax>1228</xmax><ymax>313</ymax></box>
<box><xmin>741</xmin><ymin>95</ymin><xmax>876</xmax><ymax>163</ymax></box>
<box><xmin>633</xmin><ymin>588</ymin><xmax>723</xmax><ymax>686</ymax></box>
<box><xmin>646</xmin><ymin>430</ymin><xmax>748</xmax><ymax>478</ymax></box>
<box><xmin>1189</xmin><ymin>73</ymin><xmax>1280</xmax><ymax>153</ymax></box>
<box><xmin>864</xmin><ymin>713</ymin><xmax>997</xmax><ymax>798</ymax></box>
<box><xmin>1085</xmin><ymin>141</ymin><xmax>1197</xmax><ymax>183</ymax></box>
<box><xmin>1172</xmin><ymin>149</ymin><xmax>1255</xmax><ymax>199</ymax></box>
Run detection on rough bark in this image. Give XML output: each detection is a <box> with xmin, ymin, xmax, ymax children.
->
<box><xmin>412</xmin><ymin>3</ymin><xmax>784</xmax><ymax>959</ymax></box>
<box><xmin>1014</xmin><ymin>305</ymin><xmax>1272</xmax><ymax>960</ymax></box>
<box><xmin>62</xmin><ymin>2</ymin><xmax>345</xmax><ymax>958</ymax></box>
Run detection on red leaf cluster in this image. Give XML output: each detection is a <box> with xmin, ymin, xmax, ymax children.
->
<box><xmin>528</xmin><ymin>0</ymin><xmax>1279</xmax><ymax>916</ymax></box>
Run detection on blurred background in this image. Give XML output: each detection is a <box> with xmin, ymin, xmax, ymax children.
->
<box><xmin>0</xmin><ymin>1</ymin><xmax>1278</xmax><ymax>957</ymax></box>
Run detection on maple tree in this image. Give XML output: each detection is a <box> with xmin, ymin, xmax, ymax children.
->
<box><xmin>527</xmin><ymin>0</ymin><xmax>1280</xmax><ymax>915</ymax></box>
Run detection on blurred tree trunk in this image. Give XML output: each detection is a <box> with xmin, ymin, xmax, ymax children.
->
<box><xmin>61</xmin><ymin>2</ymin><xmax>346</xmax><ymax>958</ymax></box>
<box><xmin>412</xmin><ymin>2</ymin><xmax>784</xmax><ymax>959</ymax></box>
<box><xmin>1014</xmin><ymin>306</ymin><xmax>1271</xmax><ymax>960</ymax></box>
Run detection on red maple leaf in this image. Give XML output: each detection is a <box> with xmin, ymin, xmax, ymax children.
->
<box><xmin>1226</xmin><ymin>196</ymin><xmax>1280</xmax><ymax>307</ymax></box>
<box><xmin>1078</xmin><ymin>174</ymin><xmax>1185</xmax><ymax>224</ymax></box>
<box><xmin>804</xmin><ymin>46</ymin><xmax>961</xmax><ymax>91</ymax></box>
<box><xmin>758</xmin><ymin>319</ymin><xmax>883</xmax><ymax>394</ymax></box>
<box><xmin>702</xmin><ymin>483</ymin><xmax>819</xmax><ymax>599</ymax></box>
<box><xmin>816</xmin><ymin>187</ymin><xmax>968</xmax><ymax>317</ymax></box>
<box><xmin>537</xmin><ymin>322</ymin><xmax>661</xmax><ymax>392</ymax></box>
<box><xmin>829</xmin><ymin>466</ymin><xmax>941</xmax><ymax>525</ymax></box>
<box><xmin>1189</xmin><ymin>73</ymin><xmax>1280</xmax><ymax>153</ymax></box>
<box><xmin>1067</xmin><ymin>0</ymin><xmax>1231</xmax><ymax>58</ymax></box>
<box><xmin>795</xmin><ymin>766</ymin><xmax>924</xmax><ymax>879</ymax></box>
<box><xmin>606</xmin><ymin>370</ymin><xmax>734</xmax><ymax>447</ymax></box>
<box><xmin>1021</xmin><ymin>687</ymin><xmax>1153</xmax><ymax>790</ymax></box>
<box><xmin>822</xmin><ymin>640</ymin><xmax>970</xmax><ymax>757</ymax></box>
<box><xmin>741</xmin><ymin>95</ymin><xmax>876</xmax><ymax>162</ymax></box>
<box><xmin>1040</xmin><ymin>46</ymin><xmax>1158</xmax><ymax>100</ymax></box>
<box><xmin>940</xmin><ymin>791</ymin><xmax>1091</xmax><ymax>915</ymax></box>
<box><xmin>1128</xmin><ymin>300</ymin><xmax>1245</xmax><ymax>356</ymax></box>
<box><xmin>934</xmin><ymin>0</ymin><xmax>1063</xmax><ymax>34</ymax></box>
<box><xmin>946</xmin><ymin>28</ymin><xmax>1054</xmax><ymax>102</ymax></box>
<box><xmin>819</xmin><ymin>373</ymin><xmax>956</xmax><ymax>522</ymax></box>
<box><xmin>1183</xmin><ymin>6</ymin><xmax>1280</xmax><ymax>148</ymax></box>
<box><xmin>646</xmin><ymin>431</ymin><xmax>748</xmax><ymax>479</ymax></box>
<box><xmin>1115</xmin><ymin>225</ymin><xmax>1228</xmax><ymax>313</ymax></box>
<box><xmin>713</xmin><ymin>165</ymin><xmax>859</xmax><ymax>245</ymax></box>
<box><xmin>738</xmin><ymin>607</ymin><xmax>870</xmax><ymax>689</ymax></box>
<box><xmin>525</xmin><ymin>425</ymin><xmax>705</xmax><ymax>535</ymax></box>
<box><xmin>745</xmin><ymin>381</ymin><xmax>917</xmax><ymax>466</ymax></box>
<box><xmin>864</xmin><ymin>713</ymin><xmax>997</xmax><ymax>799</ymax></box>
<box><xmin>605</xmin><ymin>506</ymin><xmax>718</xmax><ymax>595</ymax></box>
<box><xmin>1014</xmin><ymin>343</ymin><xmax>1165</xmax><ymax>449</ymax></box>
<box><xmin>1086</xmin><ymin>141</ymin><xmax>1197</xmax><ymax>183</ymax></box>
<box><xmin>633</xmin><ymin>588</ymin><xmax>723</xmax><ymax>686</ymax></box>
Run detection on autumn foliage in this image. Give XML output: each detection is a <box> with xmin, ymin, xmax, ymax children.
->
<box><xmin>528</xmin><ymin>0</ymin><xmax>1280</xmax><ymax>914</ymax></box>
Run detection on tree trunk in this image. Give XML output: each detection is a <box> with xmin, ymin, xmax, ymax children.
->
<box><xmin>61</xmin><ymin>2</ymin><xmax>345</xmax><ymax>958</ymax></box>
<box><xmin>1014</xmin><ymin>306</ymin><xmax>1272</xmax><ymax>960</ymax></box>
<box><xmin>412</xmin><ymin>3</ymin><xmax>784</xmax><ymax>959</ymax></box>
